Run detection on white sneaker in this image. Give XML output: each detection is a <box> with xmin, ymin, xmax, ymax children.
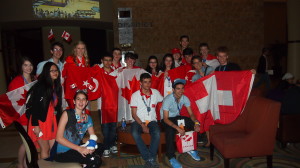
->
<box><xmin>110</xmin><ymin>146</ymin><xmax>118</xmax><ymax>154</ymax></box>
<box><xmin>103</xmin><ymin>150</ymin><xmax>110</xmax><ymax>157</ymax></box>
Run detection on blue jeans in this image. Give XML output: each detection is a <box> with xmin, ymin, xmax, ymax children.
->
<box><xmin>131</xmin><ymin>121</ymin><xmax>160</xmax><ymax>161</ymax></box>
<box><xmin>101</xmin><ymin>122</ymin><xmax>117</xmax><ymax>150</ymax></box>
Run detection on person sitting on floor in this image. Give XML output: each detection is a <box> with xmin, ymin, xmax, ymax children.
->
<box><xmin>161</xmin><ymin>79</ymin><xmax>201</xmax><ymax>168</ymax></box>
<box><xmin>130</xmin><ymin>73</ymin><xmax>163</xmax><ymax>168</ymax></box>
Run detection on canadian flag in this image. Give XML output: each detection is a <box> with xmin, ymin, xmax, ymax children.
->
<box><xmin>61</xmin><ymin>30</ymin><xmax>72</xmax><ymax>42</ymax></box>
<box><xmin>48</xmin><ymin>29</ymin><xmax>54</xmax><ymax>41</ymax></box>
<box><xmin>116</xmin><ymin>68</ymin><xmax>148</xmax><ymax>121</ymax></box>
<box><xmin>183</xmin><ymin>70</ymin><xmax>254</xmax><ymax>133</ymax></box>
<box><xmin>0</xmin><ymin>81</ymin><xmax>37</xmax><ymax>128</ymax></box>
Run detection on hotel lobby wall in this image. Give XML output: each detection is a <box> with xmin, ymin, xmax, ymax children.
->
<box><xmin>113</xmin><ymin>0</ymin><xmax>264</xmax><ymax>69</ymax></box>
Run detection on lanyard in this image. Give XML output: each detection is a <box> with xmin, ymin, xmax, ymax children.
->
<box><xmin>22</xmin><ymin>75</ymin><xmax>29</xmax><ymax>84</ymax></box>
<box><xmin>218</xmin><ymin>65</ymin><xmax>227</xmax><ymax>71</ymax></box>
<box><xmin>173</xmin><ymin>94</ymin><xmax>182</xmax><ymax>112</ymax></box>
<box><xmin>142</xmin><ymin>95</ymin><xmax>151</xmax><ymax>116</ymax></box>
<box><xmin>166</xmin><ymin>77</ymin><xmax>171</xmax><ymax>87</ymax></box>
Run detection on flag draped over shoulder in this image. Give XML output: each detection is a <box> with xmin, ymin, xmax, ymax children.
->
<box><xmin>0</xmin><ymin>81</ymin><xmax>37</xmax><ymax>128</ymax></box>
<box><xmin>183</xmin><ymin>70</ymin><xmax>254</xmax><ymax>133</ymax></box>
<box><xmin>116</xmin><ymin>69</ymin><xmax>148</xmax><ymax>121</ymax></box>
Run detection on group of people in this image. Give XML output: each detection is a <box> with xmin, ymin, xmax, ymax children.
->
<box><xmin>9</xmin><ymin>35</ymin><xmax>249</xmax><ymax>168</ymax></box>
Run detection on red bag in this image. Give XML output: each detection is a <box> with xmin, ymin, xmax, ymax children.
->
<box><xmin>176</xmin><ymin>131</ymin><xmax>198</xmax><ymax>153</ymax></box>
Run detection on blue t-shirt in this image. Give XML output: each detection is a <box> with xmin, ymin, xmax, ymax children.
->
<box><xmin>160</xmin><ymin>93</ymin><xmax>191</xmax><ymax>119</ymax></box>
<box><xmin>192</xmin><ymin>66</ymin><xmax>213</xmax><ymax>82</ymax></box>
<box><xmin>57</xmin><ymin>110</ymin><xmax>93</xmax><ymax>154</ymax></box>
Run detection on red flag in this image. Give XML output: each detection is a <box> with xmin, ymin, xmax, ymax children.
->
<box><xmin>184</xmin><ymin>71</ymin><xmax>254</xmax><ymax>133</ymax></box>
<box><xmin>63</xmin><ymin>64</ymin><xmax>101</xmax><ymax>100</ymax></box>
<box><xmin>0</xmin><ymin>81</ymin><xmax>37</xmax><ymax>128</ymax></box>
<box><xmin>48</xmin><ymin>29</ymin><xmax>54</xmax><ymax>41</ymax></box>
<box><xmin>93</xmin><ymin>66</ymin><xmax>119</xmax><ymax>124</ymax></box>
<box><xmin>168</xmin><ymin>65</ymin><xmax>192</xmax><ymax>82</ymax></box>
<box><xmin>61</xmin><ymin>31</ymin><xmax>72</xmax><ymax>42</ymax></box>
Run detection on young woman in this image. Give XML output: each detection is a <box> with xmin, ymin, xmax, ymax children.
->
<box><xmin>160</xmin><ymin>54</ymin><xmax>175</xmax><ymax>97</ymax></box>
<box><xmin>8</xmin><ymin>56</ymin><xmax>35</xmax><ymax>168</ymax></box>
<box><xmin>185</xmin><ymin>55</ymin><xmax>214</xmax><ymax>85</ymax></box>
<box><xmin>27</xmin><ymin>62</ymin><xmax>62</xmax><ymax>159</ymax></box>
<box><xmin>54</xmin><ymin>91</ymin><xmax>102</xmax><ymax>168</ymax></box>
<box><xmin>145</xmin><ymin>55</ymin><xmax>160</xmax><ymax>76</ymax></box>
<box><xmin>111</xmin><ymin>48</ymin><xmax>124</xmax><ymax>70</ymax></box>
<box><xmin>64</xmin><ymin>41</ymin><xmax>90</xmax><ymax>109</ymax></box>
<box><xmin>65</xmin><ymin>41</ymin><xmax>89</xmax><ymax>67</ymax></box>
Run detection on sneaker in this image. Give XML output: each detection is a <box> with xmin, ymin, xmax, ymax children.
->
<box><xmin>169</xmin><ymin>157</ymin><xmax>182</xmax><ymax>168</ymax></box>
<box><xmin>187</xmin><ymin>150</ymin><xmax>201</xmax><ymax>161</ymax></box>
<box><xmin>110</xmin><ymin>146</ymin><xmax>118</xmax><ymax>154</ymax></box>
<box><xmin>148</xmin><ymin>158</ymin><xmax>160</xmax><ymax>168</ymax></box>
<box><xmin>103</xmin><ymin>150</ymin><xmax>110</xmax><ymax>157</ymax></box>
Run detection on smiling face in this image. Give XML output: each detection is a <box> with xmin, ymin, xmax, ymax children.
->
<box><xmin>50</xmin><ymin>65</ymin><xmax>59</xmax><ymax>80</ymax></box>
<box><xmin>180</xmin><ymin>37</ymin><xmax>189</xmax><ymax>49</ymax></box>
<box><xmin>173</xmin><ymin>53</ymin><xmax>181</xmax><ymax>61</ymax></box>
<box><xmin>74</xmin><ymin>44</ymin><xmax>86</xmax><ymax>57</ymax></box>
<box><xmin>217</xmin><ymin>52</ymin><xmax>229</xmax><ymax>65</ymax></box>
<box><xmin>173</xmin><ymin>84</ymin><xmax>184</xmax><ymax>98</ymax></box>
<box><xmin>192</xmin><ymin>58</ymin><xmax>203</xmax><ymax>70</ymax></box>
<box><xmin>165</xmin><ymin>56</ymin><xmax>173</xmax><ymax>68</ymax></box>
<box><xmin>125</xmin><ymin>57</ymin><xmax>136</xmax><ymax>68</ymax></box>
<box><xmin>22</xmin><ymin>60</ymin><xmax>33</xmax><ymax>75</ymax></box>
<box><xmin>102</xmin><ymin>56</ymin><xmax>113</xmax><ymax>69</ymax></box>
<box><xmin>73</xmin><ymin>93</ymin><xmax>88</xmax><ymax>111</ymax></box>
<box><xmin>200</xmin><ymin>46</ymin><xmax>209</xmax><ymax>57</ymax></box>
<box><xmin>140</xmin><ymin>78</ymin><xmax>152</xmax><ymax>91</ymax></box>
<box><xmin>149</xmin><ymin>58</ymin><xmax>158</xmax><ymax>69</ymax></box>
<box><xmin>51</xmin><ymin>45</ymin><xmax>63</xmax><ymax>60</ymax></box>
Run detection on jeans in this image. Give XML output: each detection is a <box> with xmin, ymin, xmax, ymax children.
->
<box><xmin>131</xmin><ymin>121</ymin><xmax>160</xmax><ymax>161</ymax></box>
<box><xmin>101</xmin><ymin>122</ymin><xmax>117</xmax><ymax>150</ymax></box>
<box><xmin>162</xmin><ymin>116</ymin><xmax>195</xmax><ymax>159</ymax></box>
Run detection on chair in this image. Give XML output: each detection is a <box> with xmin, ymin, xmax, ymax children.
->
<box><xmin>13</xmin><ymin>121</ymin><xmax>81</xmax><ymax>168</ymax></box>
<box><xmin>277</xmin><ymin>114</ymin><xmax>300</xmax><ymax>148</ymax></box>
<box><xmin>209</xmin><ymin>96</ymin><xmax>281</xmax><ymax>168</ymax></box>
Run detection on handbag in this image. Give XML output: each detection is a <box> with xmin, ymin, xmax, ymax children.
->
<box><xmin>176</xmin><ymin>131</ymin><xmax>197</xmax><ymax>153</ymax></box>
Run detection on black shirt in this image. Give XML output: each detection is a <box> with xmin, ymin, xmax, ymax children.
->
<box><xmin>215</xmin><ymin>63</ymin><xmax>241</xmax><ymax>71</ymax></box>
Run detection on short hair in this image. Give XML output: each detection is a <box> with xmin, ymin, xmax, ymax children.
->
<box><xmin>50</xmin><ymin>41</ymin><xmax>64</xmax><ymax>51</ymax></box>
<box><xmin>191</xmin><ymin>55</ymin><xmax>202</xmax><ymax>64</ymax></box>
<box><xmin>172</xmin><ymin>82</ymin><xmax>185</xmax><ymax>89</ymax></box>
<box><xmin>124</xmin><ymin>52</ymin><xmax>137</xmax><ymax>60</ymax></box>
<box><xmin>216</xmin><ymin>46</ymin><xmax>229</xmax><ymax>55</ymax></box>
<box><xmin>140</xmin><ymin>73</ymin><xmax>151</xmax><ymax>82</ymax></box>
<box><xmin>111</xmin><ymin>48</ymin><xmax>121</xmax><ymax>54</ymax></box>
<box><xmin>262</xmin><ymin>47</ymin><xmax>270</xmax><ymax>54</ymax></box>
<box><xmin>183</xmin><ymin>47</ymin><xmax>193</xmax><ymax>56</ymax></box>
<box><xmin>101</xmin><ymin>52</ymin><xmax>113</xmax><ymax>60</ymax></box>
<box><xmin>180</xmin><ymin>35</ymin><xmax>189</xmax><ymax>41</ymax></box>
<box><xmin>199</xmin><ymin>43</ymin><xmax>209</xmax><ymax>49</ymax></box>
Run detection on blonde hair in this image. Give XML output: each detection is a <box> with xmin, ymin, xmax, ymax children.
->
<box><xmin>72</xmin><ymin>41</ymin><xmax>89</xmax><ymax>67</ymax></box>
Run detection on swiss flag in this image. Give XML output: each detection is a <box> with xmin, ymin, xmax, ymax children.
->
<box><xmin>48</xmin><ymin>29</ymin><xmax>54</xmax><ymax>41</ymax></box>
<box><xmin>183</xmin><ymin>70</ymin><xmax>254</xmax><ymax>133</ymax></box>
<box><xmin>116</xmin><ymin>68</ymin><xmax>147</xmax><ymax>121</ymax></box>
<box><xmin>61</xmin><ymin>31</ymin><xmax>72</xmax><ymax>42</ymax></box>
<box><xmin>0</xmin><ymin>81</ymin><xmax>37</xmax><ymax>128</ymax></box>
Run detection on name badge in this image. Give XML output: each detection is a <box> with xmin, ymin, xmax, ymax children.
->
<box><xmin>177</xmin><ymin>119</ymin><xmax>185</xmax><ymax>129</ymax></box>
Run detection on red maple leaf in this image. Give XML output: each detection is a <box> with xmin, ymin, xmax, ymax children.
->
<box><xmin>121</xmin><ymin>76</ymin><xmax>140</xmax><ymax>103</ymax></box>
<box><xmin>16</xmin><ymin>89</ymin><xmax>28</xmax><ymax>106</ymax></box>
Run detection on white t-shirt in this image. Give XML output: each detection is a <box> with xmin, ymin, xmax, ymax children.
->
<box><xmin>130</xmin><ymin>89</ymin><xmax>163</xmax><ymax>122</ymax></box>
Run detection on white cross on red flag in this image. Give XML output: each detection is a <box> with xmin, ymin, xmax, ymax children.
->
<box><xmin>183</xmin><ymin>70</ymin><xmax>254</xmax><ymax>133</ymax></box>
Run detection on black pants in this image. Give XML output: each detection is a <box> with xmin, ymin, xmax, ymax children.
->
<box><xmin>54</xmin><ymin>143</ymin><xmax>103</xmax><ymax>168</ymax></box>
<box><xmin>162</xmin><ymin>116</ymin><xmax>195</xmax><ymax>159</ymax></box>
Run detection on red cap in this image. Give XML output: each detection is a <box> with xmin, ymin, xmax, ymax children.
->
<box><xmin>171</xmin><ymin>48</ymin><xmax>181</xmax><ymax>54</ymax></box>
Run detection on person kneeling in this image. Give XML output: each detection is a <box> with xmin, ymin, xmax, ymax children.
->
<box><xmin>161</xmin><ymin>79</ymin><xmax>201</xmax><ymax>168</ymax></box>
<box><xmin>130</xmin><ymin>73</ymin><xmax>163</xmax><ymax>168</ymax></box>
<box><xmin>54</xmin><ymin>91</ymin><xmax>102</xmax><ymax>168</ymax></box>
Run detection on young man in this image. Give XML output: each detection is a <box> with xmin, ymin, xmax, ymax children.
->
<box><xmin>37</xmin><ymin>42</ymin><xmax>64</xmax><ymax>75</ymax></box>
<box><xmin>215</xmin><ymin>46</ymin><xmax>241</xmax><ymax>71</ymax></box>
<box><xmin>181</xmin><ymin>47</ymin><xmax>193</xmax><ymax>66</ymax></box>
<box><xmin>99</xmin><ymin>48</ymin><xmax>125</xmax><ymax>70</ymax></box>
<box><xmin>179</xmin><ymin>35</ymin><xmax>190</xmax><ymax>52</ymax></box>
<box><xmin>97</xmin><ymin>53</ymin><xmax>118</xmax><ymax>157</ymax></box>
<box><xmin>130</xmin><ymin>73</ymin><xmax>163</xmax><ymax>168</ymax></box>
<box><xmin>123</xmin><ymin>52</ymin><xmax>140</xmax><ymax>69</ymax></box>
<box><xmin>161</xmin><ymin>79</ymin><xmax>201</xmax><ymax>168</ymax></box>
<box><xmin>254</xmin><ymin>47</ymin><xmax>271</xmax><ymax>89</ymax></box>
<box><xmin>199</xmin><ymin>43</ymin><xmax>219</xmax><ymax>70</ymax></box>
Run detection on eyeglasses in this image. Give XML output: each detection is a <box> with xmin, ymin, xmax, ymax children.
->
<box><xmin>50</xmin><ymin>70</ymin><xmax>58</xmax><ymax>73</ymax></box>
<box><xmin>53</xmin><ymin>48</ymin><xmax>62</xmax><ymax>52</ymax></box>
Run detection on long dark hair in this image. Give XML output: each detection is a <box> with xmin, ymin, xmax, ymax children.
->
<box><xmin>160</xmin><ymin>53</ymin><xmax>175</xmax><ymax>72</ymax></box>
<box><xmin>18</xmin><ymin>56</ymin><xmax>35</xmax><ymax>81</ymax></box>
<box><xmin>145</xmin><ymin>55</ymin><xmax>159</xmax><ymax>75</ymax></box>
<box><xmin>35</xmin><ymin>62</ymin><xmax>62</xmax><ymax>108</ymax></box>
